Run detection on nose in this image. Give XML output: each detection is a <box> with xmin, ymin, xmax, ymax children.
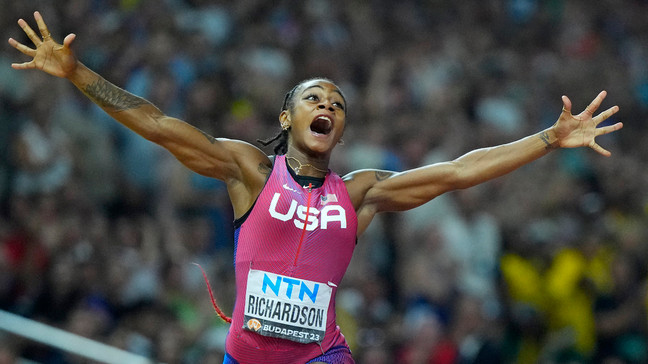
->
<box><xmin>317</xmin><ymin>101</ymin><xmax>335</xmax><ymax>112</ymax></box>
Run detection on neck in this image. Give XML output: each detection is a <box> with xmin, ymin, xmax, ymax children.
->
<box><xmin>284</xmin><ymin>151</ymin><xmax>329</xmax><ymax>177</ymax></box>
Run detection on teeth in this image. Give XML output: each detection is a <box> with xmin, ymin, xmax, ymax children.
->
<box><xmin>317</xmin><ymin>116</ymin><xmax>331</xmax><ymax>123</ymax></box>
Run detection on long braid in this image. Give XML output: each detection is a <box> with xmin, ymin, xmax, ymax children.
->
<box><xmin>194</xmin><ymin>263</ymin><xmax>232</xmax><ymax>324</ymax></box>
<box><xmin>256</xmin><ymin>129</ymin><xmax>289</xmax><ymax>155</ymax></box>
<box><xmin>255</xmin><ymin>83</ymin><xmax>299</xmax><ymax>155</ymax></box>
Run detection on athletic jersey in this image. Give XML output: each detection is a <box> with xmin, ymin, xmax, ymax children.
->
<box><xmin>225</xmin><ymin>154</ymin><xmax>358</xmax><ymax>364</ymax></box>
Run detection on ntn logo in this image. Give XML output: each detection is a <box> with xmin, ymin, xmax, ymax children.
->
<box><xmin>262</xmin><ymin>273</ymin><xmax>319</xmax><ymax>303</ymax></box>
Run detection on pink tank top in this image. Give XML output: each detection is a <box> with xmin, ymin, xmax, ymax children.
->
<box><xmin>226</xmin><ymin>155</ymin><xmax>358</xmax><ymax>363</ymax></box>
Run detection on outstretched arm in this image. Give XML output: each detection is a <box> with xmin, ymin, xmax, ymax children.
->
<box><xmin>346</xmin><ymin>91</ymin><xmax>622</xmax><ymax>235</ymax></box>
<box><xmin>8</xmin><ymin>11</ymin><xmax>270</xmax><ymax>216</ymax></box>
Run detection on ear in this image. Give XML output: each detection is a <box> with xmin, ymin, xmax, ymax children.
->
<box><xmin>279</xmin><ymin>110</ymin><xmax>291</xmax><ymax>130</ymax></box>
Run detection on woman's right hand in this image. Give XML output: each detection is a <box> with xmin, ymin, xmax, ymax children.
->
<box><xmin>8</xmin><ymin>11</ymin><xmax>78</xmax><ymax>78</ymax></box>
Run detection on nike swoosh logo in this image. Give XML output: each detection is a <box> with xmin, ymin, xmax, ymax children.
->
<box><xmin>282</xmin><ymin>183</ymin><xmax>297</xmax><ymax>192</ymax></box>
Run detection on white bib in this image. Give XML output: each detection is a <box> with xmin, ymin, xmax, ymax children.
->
<box><xmin>243</xmin><ymin>269</ymin><xmax>333</xmax><ymax>344</ymax></box>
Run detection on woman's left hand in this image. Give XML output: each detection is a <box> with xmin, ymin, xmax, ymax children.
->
<box><xmin>554</xmin><ymin>91</ymin><xmax>623</xmax><ymax>156</ymax></box>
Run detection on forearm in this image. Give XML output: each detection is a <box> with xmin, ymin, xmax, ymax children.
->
<box><xmin>65</xmin><ymin>62</ymin><xmax>251</xmax><ymax>180</ymax></box>
<box><xmin>67</xmin><ymin>62</ymin><xmax>166</xmax><ymax>141</ymax></box>
<box><xmin>357</xmin><ymin>127</ymin><xmax>561</xmax><ymax>214</ymax></box>
<box><xmin>453</xmin><ymin>127</ymin><xmax>559</xmax><ymax>189</ymax></box>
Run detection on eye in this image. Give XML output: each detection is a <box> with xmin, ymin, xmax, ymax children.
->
<box><xmin>304</xmin><ymin>94</ymin><xmax>319</xmax><ymax>101</ymax></box>
<box><xmin>333</xmin><ymin>102</ymin><xmax>345</xmax><ymax>111</ymax></box>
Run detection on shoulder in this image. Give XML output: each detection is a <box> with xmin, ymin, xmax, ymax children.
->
<box><xmin>220</xmin><ymin>140</ymin><xmax>273</xmax><ymax>218</ymax></box>
<box><xmin>342</xmin><ymin>169</ymin><xmax>396</xmax><ymax>210</ymax></box>
<box><xmin>342</xmin><ymin>169</ymin><xmax>394</xmax><ymax>183</ymax></box>
<box><xmin>221</xmin><ymin>139</ymin><xmax>272</xmax><ymax>174</ymax></box>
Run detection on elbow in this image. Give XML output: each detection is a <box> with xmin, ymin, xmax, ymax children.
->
<box><xmin>146</xmin><ymin>129</ymin><xmax>165</xmax><ymax>145</ymax></box>
<box><xmin>453</xmin><ymin>177</ymin><xmax>479</xmax><ymax>191</ymax></box>
<box><xmin>446</xmin><ymin>160</ymin><xmax>474</xmax><ymax>190</ymax></box>
<box><xmin>143</xmin><ymin>115</ymin><xmax>172</xmax><ymax>144</ymax></box>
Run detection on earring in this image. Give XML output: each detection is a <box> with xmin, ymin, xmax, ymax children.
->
<box><xmin>281</xmin><ymin>124</ymin><xmax>290</xmax><ymax>130</ymax></box>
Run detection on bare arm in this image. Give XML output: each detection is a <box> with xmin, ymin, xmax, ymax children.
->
<box><xmin>67</xmin><ymin>63</ymin><xmax>265</xmax><ymax>180</ymax></box>
<box><xmin>346</xmin><ymin>92</ymin><xmax>622</xmax><ymax>236</ymax></box>
<box><xmin>8</xmin><ymin>11</ymin><xmax>270</xmax><ymax>216</ymax></box>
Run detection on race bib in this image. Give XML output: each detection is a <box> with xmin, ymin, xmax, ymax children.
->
<box><xmin>243</xmin><ymin>269</ymin><xmax>332</xmax><ymax>344</ymax></box>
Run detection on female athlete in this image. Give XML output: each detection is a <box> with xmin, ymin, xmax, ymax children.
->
<box><xmin>8</xmin><ymin>11</ymin><xmax>622</xmax><ymax>364</ymax></box>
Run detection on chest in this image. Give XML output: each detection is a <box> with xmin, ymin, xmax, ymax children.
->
<box><xmin>235</xmin><ymin>168</ymin><xmax>357</xmax><ymax>280</ymax></box>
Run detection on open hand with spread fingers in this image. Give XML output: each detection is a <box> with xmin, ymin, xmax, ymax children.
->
<box><xmin>8</xmin><ymin>11</ymin><xmax>78</xmax><ymax>78</ymax></box>
<box><xmin>554</xmin><ymin>91</ymin><xmax>623</xmax><ymax>156</ymax></box>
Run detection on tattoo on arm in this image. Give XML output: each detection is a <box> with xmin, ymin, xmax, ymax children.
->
<box><xmin>83</xmin><ymin>79</ymin><xmax>149</xmax><ymax>111</ymax></box>
<box><xmin>375</xmin><ymin>171</ymin><xmax>394</xmax><ymax>181</ymax></box>
<box><xmin>539</xmin><ymin>131</ymin><xmax>558</xmax><ymax>150</ymax></box>
<box><xmin>258</xmin><ymin>162</ymin><xmax>272</xmax><ymax>176</ymax></box>
<box><xmin>198</xmin><ymin>129</ymin><xmax>216</xmax><ymax>144</ymax></box>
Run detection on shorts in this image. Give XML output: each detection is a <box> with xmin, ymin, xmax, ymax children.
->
<box><xmin>306</xmin><ymin>345</ymin><xmax>355</xmax><ymax>364</ymax></box>
<box><xmin>223</xmin><ymin>345</ymin><xmax>355</xmax><ymax>364</ymax></box>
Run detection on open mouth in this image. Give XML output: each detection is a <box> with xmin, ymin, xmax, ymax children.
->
<box><xmin>310</xmin><ymin>116</ymin><xmax>333</xmax><ymax>135</ymax></box>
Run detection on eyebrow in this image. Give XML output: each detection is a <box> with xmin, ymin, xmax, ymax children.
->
<box><xmin>301</xmin><ymin>85</ymin><xmax>345</xmax><ymax>101</ymax></box>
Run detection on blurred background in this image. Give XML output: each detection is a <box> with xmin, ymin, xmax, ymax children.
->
<box><xmin>0</xmin><ymin>0</ymin><xmax>647</xmax><ymax>363</ymax></box>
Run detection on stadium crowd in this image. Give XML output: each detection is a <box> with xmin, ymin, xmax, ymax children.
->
<box><xmin>1</xmin><ymin>0</ymin><xmax>647</xmax><ymax>363</ymax></box>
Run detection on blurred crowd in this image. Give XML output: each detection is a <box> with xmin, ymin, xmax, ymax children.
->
<box><xmin>1</xmin><ymin>0</ymin><xmax>648</xmax><ymax>363</ymax></box>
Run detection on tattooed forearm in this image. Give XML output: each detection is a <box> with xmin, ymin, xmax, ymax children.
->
<box><xmin>539</xmin><ymin>131</ymin><xmax>558</xmax><ymax>150</ymax></box>
<box><xmin>83</xmin><ymin>79</ymin><xmax>149</xmax><ymax>111</ymax></box>
<box><xmin>375</xmin><ymin>170</ymin><xmax>394</xmax><ymax>181</ymax></box>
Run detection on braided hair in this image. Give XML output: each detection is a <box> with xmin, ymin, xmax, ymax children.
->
<box><xmin>257</xmin><ymin>77</ymin><xmax>345</xmax><ymax>155</ymax></box>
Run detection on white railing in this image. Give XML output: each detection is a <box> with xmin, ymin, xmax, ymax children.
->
<box><xmin>0</xmin><ymin>309</ymin><xmax>153</xmax><ymax>364</ymax></box>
